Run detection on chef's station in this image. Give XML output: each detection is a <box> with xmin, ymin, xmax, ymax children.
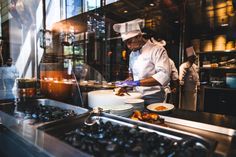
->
<box><xmin>0</xmin><ymin>0</ymin><xmax>236</xmax><ymax>157</ymax></box>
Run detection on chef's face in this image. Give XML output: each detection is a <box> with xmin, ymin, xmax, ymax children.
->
<box><xmin>188</xmin><ymin>55</ymin><xmax>197</xmax><ymax>63</ymax></box>
<box><xmin>125</xmin><ymin>35</ymin><xmax>143</xmax><ymax>51</ymax></box>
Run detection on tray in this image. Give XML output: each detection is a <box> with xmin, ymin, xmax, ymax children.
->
<box><xmin>39</xmin><ymin>113</ymin><xmax>216</xmax><ymax>157</ymax></box>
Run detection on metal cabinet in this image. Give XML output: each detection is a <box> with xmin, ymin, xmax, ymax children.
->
<box><xmin>203</xmin><ymin>86</ymin><xmax>236</xmax><ymax>116</ymax></box>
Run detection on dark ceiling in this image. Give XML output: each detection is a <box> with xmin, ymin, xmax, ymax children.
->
<box><xmin>58</xmin><ymin>0</ymin><xmax>236</xmax><ymax>44</ymax></box>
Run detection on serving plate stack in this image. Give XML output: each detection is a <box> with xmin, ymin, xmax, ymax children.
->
<box><xmin>96</xmin><ymin>104</ymin><xmax>133</xmax><ymax>117</ymax></box>
<box><xmin>124</xmin><ymin>98</ymin><xmax>144</xmax><ymax>111</ymax></box>
<box><xmin>109</xmin><ymin>104</ymin><xmax>133</xmax><ymax>117</ymax></box>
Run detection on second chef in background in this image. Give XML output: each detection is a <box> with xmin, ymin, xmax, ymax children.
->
<box><xmin>113</xmin><ymin>19</ymin><xmax>171</xmax><ymax>105</ymax></box>
<box><xmin>179</xmin><ymin>47</ymin><xmax>200</xmax><ymax>111</ymax></box>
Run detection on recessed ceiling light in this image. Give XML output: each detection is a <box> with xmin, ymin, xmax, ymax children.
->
<box><xmin>123</xmin><ymin>10</ymin><xmax>128</xmax><ymax>13</ymax></box>
<box><xmin>221</xmin><ymin>23</ymin><xmax>228</xmax><ymax>27</ymax></box>
<box><xmin>149</xmin><ymin>3</ymin><xmax>155</xmax><ymax>6</ymax></box>
<box><xmin>174</xmin><ymin>20</ymin><xmax>179</xmax><ymax>24</ymax></box>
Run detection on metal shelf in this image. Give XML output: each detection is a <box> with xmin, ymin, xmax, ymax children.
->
<box><xmin>197</xmin><ymin>50</ymin><xmax>236</xmax><ymax>54</ymax></box>
<box><xmin>200</xmin><ymin>67</ymin><xmax>236</xmax><ymax>70</ymax></box>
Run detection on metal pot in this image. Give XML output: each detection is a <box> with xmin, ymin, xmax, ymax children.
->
<box><xmin>17</xmin><ymin>79</ymin><xmax>37</xmax><ymax>98</ymax></box>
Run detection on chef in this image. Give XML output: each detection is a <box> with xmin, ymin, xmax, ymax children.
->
<box><xmin>150</xmin><ymin>38</ymin><xmax>179</xmax><ymax>104</ymax></box>
<box><xmin>113</xmin><ymin>19</ymin><xmax>171</xmax><ymax>105</ymax></box>
<box><xmin>179</xmin><ymin>47</ymin><xmax>200</xmax><ymax>111</ymax></box>
<box><xmin>2</xmin><ymin>58</ymin><xmax>19</xmax><ymax>98</ymax></box>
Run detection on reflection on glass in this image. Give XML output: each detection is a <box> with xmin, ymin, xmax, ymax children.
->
<box><xmin>74</xmin><ymin>63</ymin><xmax>106</xmax><ymax>82</ymax></box>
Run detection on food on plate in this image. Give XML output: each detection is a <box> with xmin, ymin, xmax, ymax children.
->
<box><xmin>142</xmin><ymin>112</ymin><xmax>159</xmax><ymax>121</ymax></box>
<box><xmin>131</xmin><ymin>110</ymin><xmax>142</xmax><ymax>120</ymax></box>
<box><xmin>113</xmin><ymin>87</ymin><xmax>130</xmax><ymax>96</ymax></box>
<box><xmin>131</xmin><ymin>110</ymin><xmax>164</xmax><ymax>125</ymax></box>
<box><xmin>155</xmin><ymin>105</ymin><xmax>168</xmax><ymax>111</ymax></box>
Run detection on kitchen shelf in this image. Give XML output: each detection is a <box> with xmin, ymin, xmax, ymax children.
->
<box><xmin>200</xmin><ymin>67</ymin><xmax>236</xmax><ymax>70</ymax></box>
<box><xmin>197</xmin><ymin>50</ymin><xmax>236</xmax><ymax>54</ymax></box>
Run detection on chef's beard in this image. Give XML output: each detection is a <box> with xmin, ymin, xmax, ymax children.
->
<box><xmin>130</xmin><ymin>46</ymin><xmax>142</xmax><ymax>52</ymax></box>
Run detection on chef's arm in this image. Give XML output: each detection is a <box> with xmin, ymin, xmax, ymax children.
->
<box><xmin>179</xmin><ymin>65</ymin><xmax>186</xmax><ymax>86</ymax></box>
<box><xmin>117</xmin><ymin>73</ymin><xmax>167</xmax><ymax>87</ymax></box>
<box><xmin>139</xmin><ymin>77</ymin><xmax>162</xmax><ymax>86</ymax></box>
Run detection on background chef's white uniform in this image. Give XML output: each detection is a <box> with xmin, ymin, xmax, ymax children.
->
<box><xmin>169</xmin><ymin>59</ymin><xmax>179</xmax><ymax>82</ymax></box>
<box><xmin>164</xmin><ymin>58</ymin><xmax>179</xmax><ymax>103</ymax></box>
<box><xmin>129</xmin><ymin>40</ymin><xmax>171</xmax><ymax>105</ymax></box>
<box><xmin>179</xmin><ymin>47</ymin><xmax>199</xmax><ymax>111</ymax></box>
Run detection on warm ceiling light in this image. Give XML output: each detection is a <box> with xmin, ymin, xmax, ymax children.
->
<box><xmin>149</xmin><ymin>3</ymin><xmax>155</xmax><ymax>7</ymax></box>
<box><xmin>123</xmin><ymin>10</ymin><xmax>128</xmax><ymax>13</ymax></box>
<box><xmin>221</xmin><ymin>23</ymin><xmax>229</xmax><ymax>27</ymax></box>
<box><xmin>174</xmin><ymin>20</ymin><xmax>179</xmax><ymax>24</ymax></box>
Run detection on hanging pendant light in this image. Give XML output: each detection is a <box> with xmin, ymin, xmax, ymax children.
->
<box><xmin>61</xmin><ymin>0</ymin><xmax>74</xmax><ymax>46</ymax></box>
<box><xmin>61</xmin><ymin>30</ymin><xmax>75</xmax><ymax>46</ymax></box>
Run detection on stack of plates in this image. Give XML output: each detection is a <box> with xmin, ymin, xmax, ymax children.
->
<box><xmin>97</xmin><ymin>104</ymin><xmax>134</xmax><ymax>117</ymax></box>
<box><xmin>201</xmin><ymin>40</ymin><xmax>213</xmax><ymax>52</ymax></box>
<box><xmin>226</xmin><ymin>41</ymin><xmax>235</xmax><ymax>50</ymax></box>
<box><xmin>110</xmin><ymin>104</ymin><xmax>133</xmax><ymax>117</ymax></box>
<box><xmin>124</xmin><ymin>98</ymin><xmax>144</xmax><ymax>111</ymax></box>
<box><xmin>214</xmin><ymin>35</ymin><xmax>226</xmax><ymax>51</ymax></box>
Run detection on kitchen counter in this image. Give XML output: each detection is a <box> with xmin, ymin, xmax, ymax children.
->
<box><xmin>167</xmin><ymin>109</ymin><xmax>236</xmax><ymax>130</ymax></box>
<box><xmin>0</xmin><ymin>97</ymin><xmax>236</xmax><ymax>157</ymax></box>
<box><xmin>158</xmin><ymin>109</ymin><xmax>236</xmax><ymax>156</ymax></box>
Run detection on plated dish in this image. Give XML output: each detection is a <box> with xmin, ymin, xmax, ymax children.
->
<box><xmin>147</xmin><ymin>103</ymin><xmax>174</xmax><ymax>113</ymax></box>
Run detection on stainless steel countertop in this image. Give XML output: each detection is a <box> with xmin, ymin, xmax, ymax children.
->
<box><xmin>1</xmin><ymin>98</ymin><xmax>236</xmax><ymax>157</ymax></box>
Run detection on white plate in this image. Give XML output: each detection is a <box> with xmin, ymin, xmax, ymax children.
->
<box><xmin>124</xmin><ymin>98</ymin><xmax>144</xmax><ymax>104</ymax></box>
<box><xmin>147</xmin><ymin>103</ymin><xmax>174</xmax><ymax>113</ymax></box>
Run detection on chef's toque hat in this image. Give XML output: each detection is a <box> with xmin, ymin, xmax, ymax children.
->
<box><xmin>186</xmin><ymin>46</ymin><xmax>196</xmax><ymax>58</ymax></box>
<box><xmin>113</xmin><ymin>18</ymin><xmax>145</xmax><ymax>41</ymax></box>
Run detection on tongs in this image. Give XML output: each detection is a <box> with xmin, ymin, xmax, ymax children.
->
<box><xmin>84</xmin><ymin>107</ymin><xmax>103</xmax><ymax>126</ymax></box>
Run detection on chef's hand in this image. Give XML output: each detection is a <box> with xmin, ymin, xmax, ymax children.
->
<box><xmin>115</xmin><ymin>80</ymin><xmax>140</xmax><ymax>87</ymax></box>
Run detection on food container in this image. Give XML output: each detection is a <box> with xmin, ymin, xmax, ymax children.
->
<box><xmin>0</xmin><ymin>98</ymin><xmax>88</xmax><ymax>143</ymax></box>
<box><xmin>39</xmin><ymin>113</ymin><xmax>216</xmax><ymax>157</ymax></box>
<box><xmin>17</xmin><ymin>78</ymin><xmax>37</xmax><ymax>98</ymax></box>
<box><xmin>0</xmin><ymin>98</ymin><xmax>88</xmax><ymax>127</ymax></box>
<box><xmin>226</xmin><ymin>73</ymin><xmax>236</xmax><ymax>88</ymax></box>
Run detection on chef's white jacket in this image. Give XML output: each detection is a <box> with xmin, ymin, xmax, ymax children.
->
<box><xmin>179</xmin><ymin>62</ymin><xmax>199</xmax><ymax>92</ymax></box>
<box><xmin>179</xmin><ymin>62</ymin><xmax>199</xmax><ymax>110</ymax></box>
<box><xmin>169</xmin><ymin>58</ymin><xmax>178</xmax><ymax>81</ymax></box>
<box><xmin>129</xmin><ymin>40</ymin><xmax>171</xmax><ymax>96</ymax></box>
<box><xmin>2</xmin><ymin>65</ymin><xmax>19</xmax><ymax>80</ymax></box>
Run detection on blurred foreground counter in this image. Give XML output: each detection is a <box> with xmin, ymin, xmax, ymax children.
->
<box><xmin>161</xmin><ymin>109</ymin><xmax>236</xmax><ymax>156</ymax></box>
<box><xmin>0</xmin><ymin>97</ymin><xmax>236</xmax><ymax>157</ymax></box>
